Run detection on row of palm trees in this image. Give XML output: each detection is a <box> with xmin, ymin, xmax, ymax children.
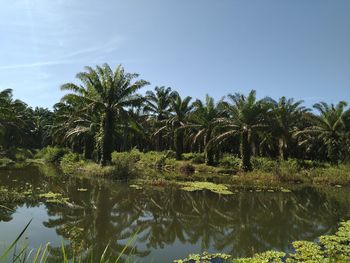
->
<box><xmin>1</xmin><ymin>63</ymin><xmax>349</xmax><ymax>170</ymax></box>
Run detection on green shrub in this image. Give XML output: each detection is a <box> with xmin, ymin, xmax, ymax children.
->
<box><xmin>35</xmin><ymin>146</ymin><xmax>69</xmax><ymax>163</ymax></box>
<box><xmin>60</xmin><ymin>152</ymin><xmax>82</xmax><ymax>174</ymax></box>
<box><xmin>296</xmin><ymin>159</ymin><xmax>330</xmax><ymax>170</ymax></box>
<box><xmin>139</xmin><ymin>151</ymin><xmax>168</xmax><ymax>169</ymax></box>
<box><xmin>273</xmin><ymin>159</ymin><xmax>305</xmax><ymax>182</ymax></box>
<box><xmin>164</xmin><ymin>150</ymin><xmax>176</xmax><ymax>159</ymax></box>
<box><xmin>110</xmin><ymin>152</ymin><xmax>139</xmax><ymax>179</ymax></box>
<box><xmin>0</xmin><ymin>157</ymin><xmax>14</xmax><ymax>168</ymax></box>
<box><xmin>310</xmin><ymin>164</ymin><xmax>350</xmax><ymax>185</ymax></box>
<box><xmin>219</xmin><ymin>154</ymin><xmax>241</xmax><ymax>170</ymax></box>
<box><xmin>252</xmin><ymin>157</ymin><xmax>276</xmax><ymax>172</ymax></box>
<box><xmin>112</xmin><ymin>148</ymin><xmax>142</xmax><ymax>164</ymax></box>
<box><xmin>1</xmin><ymin>148</ymin><xmax>33</xmax><ymax>162</ymax></box>
<box><xmin>182</xmin><ymin>152</ymin><xmax>205</xmax><ymax>164</ymax></box>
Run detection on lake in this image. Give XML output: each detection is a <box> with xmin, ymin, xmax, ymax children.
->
<box><xmin>0</xmin><ymin>165</ymin><xmax>349</xmax><ymax>262</ymax></box>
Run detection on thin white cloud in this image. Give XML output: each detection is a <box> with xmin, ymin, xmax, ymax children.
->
<box><xmin>0</xmin><ymin>60</ymin><xmax>73</xmax><ymax>70</ymax></box>
<box><xmin>0</xmin><ymin>36</ymin><xmax>126</xmax><ymax>70</ymax></box>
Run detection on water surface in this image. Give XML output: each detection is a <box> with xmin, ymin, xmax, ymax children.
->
<box><xmin>0</xmin><ymin>165</ymin><xmax>349</xmax><ymax>262</ymax></box>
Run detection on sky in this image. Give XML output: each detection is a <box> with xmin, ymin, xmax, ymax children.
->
<box><xmin>0</xmin><ymin>0</ymin><xmax>349</xmax><ymax>108</ymax></box>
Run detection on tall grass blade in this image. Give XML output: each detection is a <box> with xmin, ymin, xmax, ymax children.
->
<box><xmin>0</xmin><ymin>219</ymin><xmax>32</xmax><ymax>261</ymax></box>
<box><xmin>61</xmin><ymin>241</ymin><xmax>67</xmax><ymax>263</ymax></box>
<box><xmin>39</xmin><ymin>243</ymin><xmax>50</xmax><ymax>263</ymax></box>
<box><xmin>100</xmin><ymin>243</ymin><xmax>110</xmax><ymax>262</ymax></box>
<box><xmin>11</xmin><ymin>244</ymin><xmax>29</xmax><ymax>263</ymax></box>
<box><xmin>32</xmin><ymin>244</ymin><xmax>42</xmax><ymax>263</ymax></box>
<box><xmin>115</xmin><ymin>231</ymin><xmax>138</xmax><ymax>263</ymax></box>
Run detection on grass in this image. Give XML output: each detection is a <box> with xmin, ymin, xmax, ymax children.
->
<box><xmin>28</xmin><ymin>147</ymin><xmax>350</xmax><ymax>187</ymax></box>
<box><xmin>0</xmin><ymin>220</ymin><xmax>138</xmax><ymax>263</ymax></box>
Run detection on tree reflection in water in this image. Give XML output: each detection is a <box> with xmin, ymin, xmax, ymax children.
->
<box><xmin>0</xmin><ymin>165</ymin><xmax>350</xmax><ymax>261</ymax></box>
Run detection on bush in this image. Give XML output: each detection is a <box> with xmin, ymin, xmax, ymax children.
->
<box><xmin>2</xmin><ymin>148</ymin><xmax>33</xmax><ymax>161</ymax></box>
<box><xmin>310</xmin><ymin>164</ymin><xmax>350</xmax><ymax>185</ymax></box>
<box><xmin>110</xmin><ymin>151</ymin><xmax>139</xmax><ymax>179</ymax></box>
<box><xmin>0</xmin><ymin>157</ymin><xmax>14</xmax><ymax>168</ymax></box>
<box><xmin>112</xmin><ymin>148</ymin><xmax>141</xmax><ymax>164</ymax></box>
<box><xmin>139</xmin><ymin>151</ymin><xmax>170</xmax><ymax>169</ymax></box>
<box><xmin>182</xmin><ymin>152</ymin><xmax>205</xmax><ymax>164</ymax></box>
<box><xmin>273</xmin><ymin>159</ymin><xmax>305</xmax><ymax>182</ymax></box>
<box><xmin>35</xmin><ymin>146</ymin><xmax>69</xmax><ymax>163</ymax></box>
<box><xmin>60</xmin><ymin>152</ymin><xmax>82</xmax><ymax>174</ymax></box>
<box><xmin>219</xmin><ymin>154</ymin><xmax>241</xmax><ymax>170</ymax></box>
<box><xmin>252</xmin><ymin>157</ymin><xmax>276</xmax><ymax>172</ymax></box>
<box><xmin>296</xmin><ymin>159</ymin><xmax>330</xmax><ymax>170</ymax></box>
<box><xmin>164</xmin><ymin>150</ymin><xmax>176</xmax><ymax>159</ymax></box>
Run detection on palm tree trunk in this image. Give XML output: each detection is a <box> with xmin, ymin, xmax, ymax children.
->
<box><xmin>241</xmin><ymin>130</ymin><xmax>252</xmax><ymax>171</ymax></box>
<box><xmin>157</xmin><ymin>132</ymin><xmax>162</xmax><ymax>151</ymax></box>
<box><xmin>205</xmin><ymin>131</ymin><xmax>214</xmax><ymax>165</ymax></box>
<box><xmin>100</xmin><ymin>110</ymin><xmax>113</xmax><ymax>166</ymax></box>
<box><xmin>84</xmin><ymin>136</ymin><xmax>94</xmax><ymax>160</ymax></box>
<box><xmin>175</xmin><ymin>129</ymin><xmax>183</xmax><ymax>160</ymax></box>
<box><xmin>278</xmin><ymin>138</ymin><xmax>288</xmax><ymax>161</ymax></box>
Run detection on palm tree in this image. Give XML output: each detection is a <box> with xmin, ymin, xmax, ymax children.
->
<box><xmin>209</xmin><ymin>90</ymin><xmax>267</xmax><ymax>171</ymax></box>
<box><xmin>60</xmin><ymin>64</ymin><xmax>149</xmax><ymax>165</ymax></box>
<box><xmin>144</xmin><ymin>86</ymin><xmax>175</xmax><ymax>151</ymax></box>
<box><xmin>0</xmin><ymin>89</ymin><xmax>29</xmax><ymax>150</ymax></box>
<box><xmin>166</xmin><ymin>92</ymin><xmax>193</xmax><ymax>160</ymax></box>
<box><xmin>184</xmin><ymin>95</ymin><xmax>221</xmax><ymax>165</ymax></box>
<box><xmin>294</xmin><ymin>101</ymin><xmax>350</xmax><ymax>163</ymax></box>
<box><xmin>263</xmin><ymin>97</ymin><xmax>308</xmax><ymax>160</ymax></box>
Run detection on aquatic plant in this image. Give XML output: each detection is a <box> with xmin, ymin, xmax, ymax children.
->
<box><xmin>38</xmin><ymin>192</ymin><xmax>69</xmax><ymax>204</ymax></box>
<box><xmin>180</xmin><ymin>181</ymin><xmax>233</xmax><ymax>195</ymax></box>
<box><xmin>176</xmin><ymin>220</ymin><xmax>350</xmax><ymax>263</ymax></box>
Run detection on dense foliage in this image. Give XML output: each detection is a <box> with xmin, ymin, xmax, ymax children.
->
<box><xmin>1</xmin><ymin>63</ymin><xmax>350</xmax><ymax>170</ymax></box>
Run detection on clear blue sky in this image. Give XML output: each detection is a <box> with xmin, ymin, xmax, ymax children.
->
<box><xmin>0</xmin><ymin>0</ymin><xmax>349</xmax><ymax>108</ymax></box>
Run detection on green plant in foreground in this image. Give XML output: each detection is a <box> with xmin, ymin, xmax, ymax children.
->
<box><xmin>0</xmin><ymin>220</ymin><xmax>138</xmax><ymax>263</ymax></box>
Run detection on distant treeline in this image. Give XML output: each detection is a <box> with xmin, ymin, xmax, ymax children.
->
<box><xmin>1</xmin><ymin>63</ymin><xmax>349</xmax><ymax>170</ymax></box>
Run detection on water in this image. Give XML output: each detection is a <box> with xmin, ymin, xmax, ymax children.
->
<box><xmin>0</xmin><ymin>165</ymin><xmax>349</xmax><ymax>262</ymax></box>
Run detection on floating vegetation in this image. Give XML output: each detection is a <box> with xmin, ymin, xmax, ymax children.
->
<box><xmin>129</xmin><ymin>184</ymin><xmax>143</xmax><ymax>190</ymax></box>
<box><xmin>39</xmin><ymin>192</ymin><xmax>62</xmax><ymax>199</ymax></box>
<box><xmin>39</xmin><ymin>191</ymin><xmax>69</xmax><ymax>204</ymax></box>
<box><xmin>174</xmin><ymin>251</ymin><xmax>231</xmax><ymax>262</ymax></box>
<box><xmin>281</xmin><ymin>187</ymin><xmax>292</xmax><ymax>193</ymax></box>
<box><xmin>176</xmin><ymin>221</ymin><xmax>350</xmax><ymax>263</ymax></box>
<box><xmin>77</xmin><ymin>188</ymin><xmax>88</xmax><ymax>192</ymax></box>
<box><xmin>180</xmin><ymin>182</ymin><xmax>233</xmax><ymax>195</ymax></box>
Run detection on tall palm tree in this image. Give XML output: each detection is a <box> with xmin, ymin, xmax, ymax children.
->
<box><xmin>60</xmin><ymin>64</ymin><xmax>149</xmax><ymax>165</ymax></box>
<box><xmin>209</xmin><ymin>90</ymin><xmax>267</xmax><ymax>171</ymax></box>
<box><xmin>165</xmin><ymin>92</ymin><xmax>193</xmax><ymax>160</ymax></box>
<box><xmin>0</xmin><ymin>89</ymin><xmax>28</xmax><ymax>150</ymax></box>
<box><xmin>294</xmin><ymin>101</ymin><xmax>350</xmax><ymax>163</ymax></box>
<box><xmin>144</xmin><ymin>86</ymin><xmax>175</xmax><ymax>151</ymax></box>
<box><xmin>184</xmin><ymin>95</ymin><xmax>222</xmax><ymax>165</ymax></box>
<box><xmin>263</xmin><ymin>97</ymin><xmax>308</xmax><ymax>160</ymax></box>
